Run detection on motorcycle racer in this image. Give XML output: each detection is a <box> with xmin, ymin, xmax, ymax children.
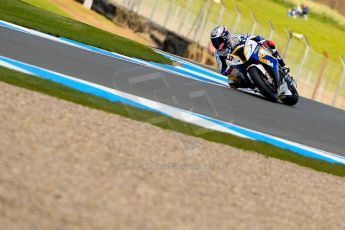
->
<box><xmin>210</xmin><ymin>25</ymin><xmax>290</xmax><ymax>88</ymax></box>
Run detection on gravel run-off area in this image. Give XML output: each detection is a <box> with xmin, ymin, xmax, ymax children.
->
<box><xmin>1</xmin><ymin>82</ymin><xmax>345</xmax><ymax>229</ymax></box>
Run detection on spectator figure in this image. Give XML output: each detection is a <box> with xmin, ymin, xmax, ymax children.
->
<box><xmin>301</xmin><ymin>4</ymin><xmax>309</xmax><ymax>20</ymax></box>
<box><xmin>287</xmin><ymin>6</ymin><xmax>298</xmax><ymax>18</ymax></box>
<box><xmin>288</xmin><ymin>3</ymin><xmax>309</xmax><ymax>20</ymax></box>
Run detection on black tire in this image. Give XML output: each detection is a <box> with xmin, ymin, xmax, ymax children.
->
<box><xmin>248</xmin><ymin>66</ymin><xmax>277</xmax><ymax>102</ymax></box>
<box><xmin>281</xmin><ymin>85</ymin><xmax>299</xmax><ymax>106</ymax></box>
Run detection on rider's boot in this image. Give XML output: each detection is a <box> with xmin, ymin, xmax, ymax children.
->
<box><xmin>275</xmin><ymin>54</ymin><xmax>295</xmax><ymax>85</ymax></box>
<box><xmin>273</xmin><ymin>54</ymin><xmax>295</xmax><ymax>86</ymax></box>
<box><xmin>272</xmin><ymin>50</ymin><xmax>295</xmax><ymax>87</ymax></box>
<box><xmin>271</xmin><ymin>49</ymin><xmax>290</xmax><ymax>75</ymax></box>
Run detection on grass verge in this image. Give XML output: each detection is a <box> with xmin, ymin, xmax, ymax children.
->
<box><xmin>22</xmin><ymin>0</ymin><xmax>71</xmax><ymax>18</ymax></box>
<box><xmin>1</xmin><ymin>66</ymin><xmax>345</xmax><ymax>177</ymax></box>
<box><xmin>0</xmin><ymin>0</ymin><xmax>171</xmax><ymax>64</ymax></box>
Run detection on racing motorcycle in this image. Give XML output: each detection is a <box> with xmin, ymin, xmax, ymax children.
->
<box><xmin>225</xmin><ymin>39</ymin><xmax>299</xmax><ymax>105</ymax></box>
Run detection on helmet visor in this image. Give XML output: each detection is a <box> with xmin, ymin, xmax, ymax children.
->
<box><xmin>211</xmin><ymin>37</ymin><xmax>225</xmax><ymax>50</ymax></box>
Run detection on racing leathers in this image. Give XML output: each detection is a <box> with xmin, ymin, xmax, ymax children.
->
<box><xmin>214</xmin><ymin>34</ymin><xmax>289</xmax><ymax>88</ymax></box>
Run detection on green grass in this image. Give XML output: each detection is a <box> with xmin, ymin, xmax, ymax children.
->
<box><xmin>274</xmin><ymin>0</ymin><xmax>345</xmax><ymax>29</ymax></box>
<box><xmin>0</xmin><ymin>0</ymin><xmax>171</xmax><ymax>64</ymax></box>
<box><xmin>1</xmin><ymin>66</ymin><xmax>345</xmax><ymax>177</ymax></box>
<box><xmin>22</xmin><ymin>0</ymin><xmax>70</xmax><ymax>18</ymax></box>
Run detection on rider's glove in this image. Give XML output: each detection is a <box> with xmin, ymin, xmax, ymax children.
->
<box><xmin>260</xmin><ymin>40</ymin><xmax>268</xmax><ymax>47</ymax></box>
<box><xmin>222</xmin><ymin>65</ymin><xmax>233</xmax><ymax>76</ymax></box>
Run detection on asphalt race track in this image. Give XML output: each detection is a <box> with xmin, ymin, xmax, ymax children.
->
<box><xmin>1</xmin><ymin>26</ymin><xmax>345</xmax><ymax>156</ymax></box>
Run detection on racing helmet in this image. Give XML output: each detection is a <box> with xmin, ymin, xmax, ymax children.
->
<box><xmin>210</xmin><ymin>26</ymin><xmax>230</xmax><ymax>50</ymax></box>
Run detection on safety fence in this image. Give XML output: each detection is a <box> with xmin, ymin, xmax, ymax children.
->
<box><xmin>108</xmin><ymin>0</ymin><xmax>345</xmax><ymax>109</ymax></box>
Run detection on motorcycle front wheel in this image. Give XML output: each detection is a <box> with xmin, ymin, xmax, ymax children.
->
<box><xmin>281</xmin><ymin>85</ymin><xmax>299</xmax><ymax>106</ymax></box>
<box><xmin>248</xmin><ymin>66</ymin><xmax>278</xmax><ymax>102</ymax></box>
